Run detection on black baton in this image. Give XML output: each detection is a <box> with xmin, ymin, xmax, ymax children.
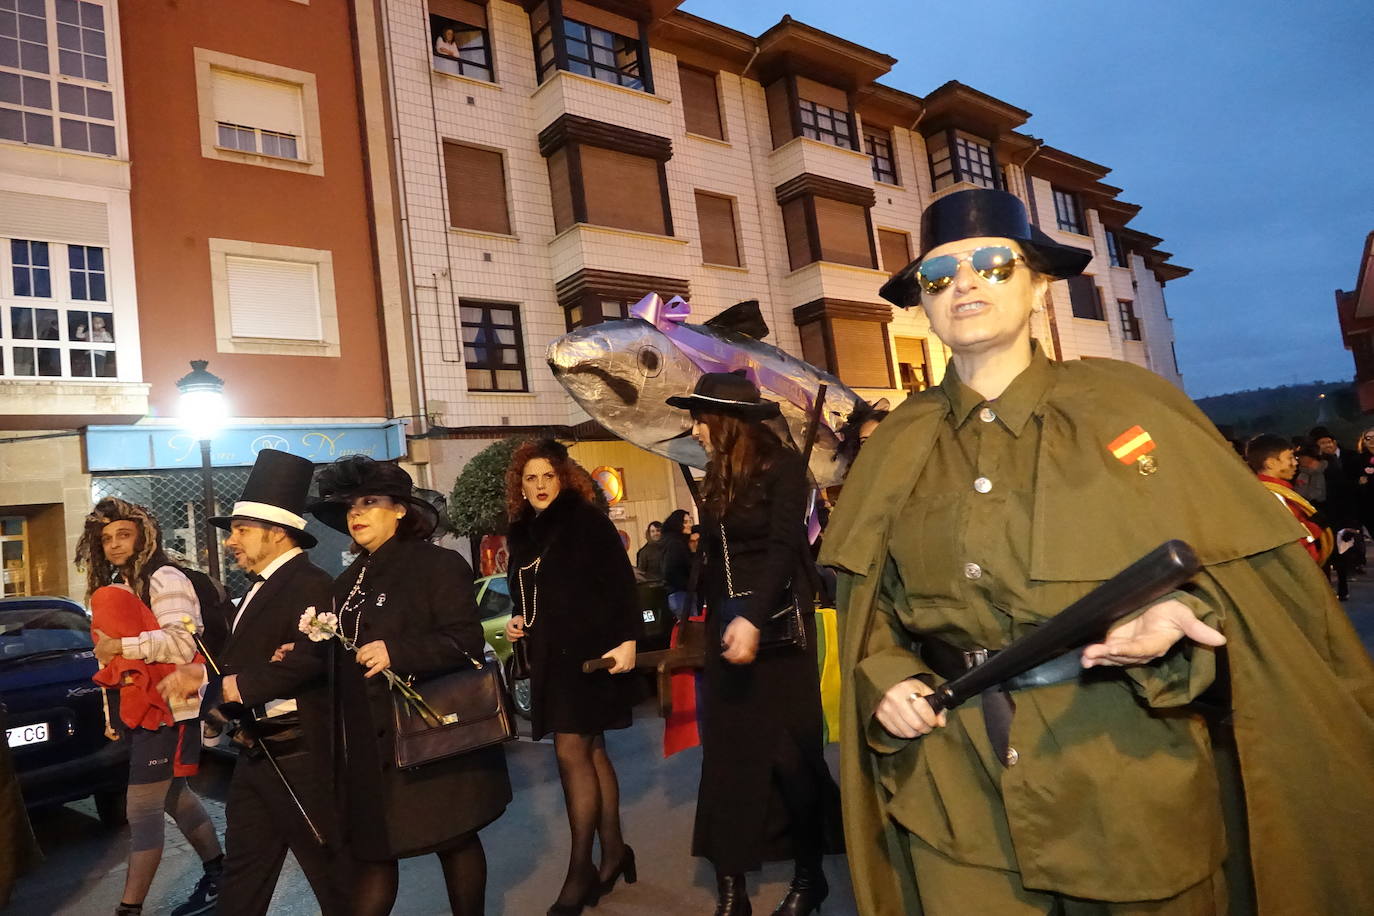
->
<box><xmin>923</xmin><ymin>540</ymin><xmax>1201</xmax><ymax>715</ymax></box>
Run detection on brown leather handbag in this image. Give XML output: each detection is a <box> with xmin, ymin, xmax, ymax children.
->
<box><xmin>391</xmin><ymin>655</ymin><xmax>516</xmax><ymax>770</ymax></box>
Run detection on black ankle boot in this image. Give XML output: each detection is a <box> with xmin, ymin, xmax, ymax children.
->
<box><xmin>770</xmin><ymin>863</ymin><xmax>828</xmax><ymax>916</ymax></box>
<box><xmin>714</xmin><ymin>873</ymin><xmax>751</xmax><ymax>916</ymax></box>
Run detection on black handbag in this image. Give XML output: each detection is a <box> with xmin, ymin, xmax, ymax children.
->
<box><xmin>391</xmin><ymin>654</ymin><xmax>516</xmax><ymax>770</ymax></box>
<box><xmin>719</xmin><ymin>524</ymin><xmax>807</xmax><ymax>652</ymax></box>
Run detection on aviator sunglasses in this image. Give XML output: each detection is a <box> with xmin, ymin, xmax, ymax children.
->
<box><xmin>915</xmin><ymin>245</ymin><xmax>1023</xmax><ymax>295</ymax></box>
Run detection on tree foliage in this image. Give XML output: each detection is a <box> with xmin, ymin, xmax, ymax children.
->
<box><xmin>448</xmin><ymin>437</ymin><xmax>524</xmax><ymax>537</ymax></box>
<box><xmin>447</xmin><ymin>437</ymin><xmax>615</xmax><ymax>538</ymax></box>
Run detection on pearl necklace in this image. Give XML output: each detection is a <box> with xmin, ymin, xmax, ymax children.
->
<box><xmin>516</xmin><ymin>557</ymin><xmax>541</xmax><ymax>628</ymax></box>
<box><xmin>339</xmin><ymin>562</ymin><xmax>372</xmax><ymax>645</ymax></box>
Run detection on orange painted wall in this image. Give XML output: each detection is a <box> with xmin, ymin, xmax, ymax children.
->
<box><xmin>119</xmin><ymin>0</ymin><xmax>388</xmax><ymax>420</ymax></box>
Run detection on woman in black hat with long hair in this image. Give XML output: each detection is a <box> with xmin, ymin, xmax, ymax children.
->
<box><xmin>308</xmin><ymin>457</ymin><xmax>511</xmax><ymax>916</ymax></box>
<box><xmin>501</xmin><ymin>439</ymin><xmax>640</xmax><ymax>915</ymax></box>
<box><xmin>666</xmin><ymin>372</ymin><xmax>839</xmax><ymax>916</ymax></box>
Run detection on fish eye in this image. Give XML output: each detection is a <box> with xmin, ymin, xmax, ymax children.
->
<box><xmin>637</xmin><ymin>346</ymin><xmax>662</xmax><ymax>378</ymax></box>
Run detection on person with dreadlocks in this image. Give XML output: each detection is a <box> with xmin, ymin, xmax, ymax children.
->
<box><xmin>75</xmin><ymin>497</ymin><xmax>224</xmax><ymax>916</ymax></box>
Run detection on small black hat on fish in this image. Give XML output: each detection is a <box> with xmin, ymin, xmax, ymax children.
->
<box><xmin>666</xmin><ymin>369</ymin><xmax>782</xmax><ymax>419</ymax></box>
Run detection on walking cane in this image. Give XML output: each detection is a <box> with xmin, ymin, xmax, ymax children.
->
<box><xmin>182</xmin><ymin>619</ymin><xmax>326</xmax><ymax>847</ymax></box>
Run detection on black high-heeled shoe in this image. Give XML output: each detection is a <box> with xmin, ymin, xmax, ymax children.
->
<box><xmin>714</xmin><ymin>873</ymin><xmax>751</xmax><ymax>916</ymax></box>
<box><xmin>598</xmin><ymin>845</ymin><xmax>637</xmax><ymax>897</ymax></box>
<box><xmin>770</xmin><ymin>864</ymin><xmax>828</xmax><ymax>916</ymax></box>
<box><xmin>547</xmin><ymin>872</ymin><xmax>602</xmax><ymax>915</ymax></box>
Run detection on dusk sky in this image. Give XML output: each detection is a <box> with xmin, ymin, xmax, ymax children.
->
<box><xmin>682</xmin><ymin>0</ymin><xmax>1374</xmax><ymax>397</ymax></box>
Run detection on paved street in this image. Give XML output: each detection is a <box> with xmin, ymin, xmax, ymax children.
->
<box><xmin>13</xmin><ymin>580</ymin><xmax>1374</xmax><ymax>916</ymax></box>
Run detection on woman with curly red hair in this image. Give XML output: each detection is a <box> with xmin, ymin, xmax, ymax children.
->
<box><xmin>502</xmin><ymin>439</ymin><xmax>640</xmax><ymax>914</ymax></box>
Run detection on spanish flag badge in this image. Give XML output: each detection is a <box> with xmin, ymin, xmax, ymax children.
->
<box><xmin>1109</xmin><ymin>425</ymin><xmax>1155</xmax><ymax>464</ymax></box>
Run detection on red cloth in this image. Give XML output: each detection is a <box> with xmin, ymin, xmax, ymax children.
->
<box><xmin>662</xmin><ymin>613</ymin><xmax>706</xmax><ymax>758</ymax></box>
<box><xmin>90</xmin><ymin>585</ymin><xmax>177</xmax><ymax>731</ymax></box>
<box><xmin>1258</xmin><ymin>475</ymin><xmax>1326</xmax><ymax>562</ymax></box>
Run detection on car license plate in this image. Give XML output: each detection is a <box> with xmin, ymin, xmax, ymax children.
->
<box><xmin>5</xmin><ymin>723</ymin><xmax>49</xmax><ymax>748</ymax></box>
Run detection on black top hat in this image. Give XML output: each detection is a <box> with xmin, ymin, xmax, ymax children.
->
<box><xmin>666</xmin><ymin>370</ymin><xmax>782</xmax><ymax>419</ymax></box>
<box><xmin>307</xmin><ymin>456</ymin><xmax>440</xmax><ymax>540</ymax></box>
<box><xmin>210</xmin><ymin>448</ymin><xmax>318</xmax><ymax>548</ymax></box>
<box><xmin>880</xmin><ymin>188</ymin><xmax>1093</xmax><ymax>309</ymax></box>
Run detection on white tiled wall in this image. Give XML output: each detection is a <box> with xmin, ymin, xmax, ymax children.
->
<box><xmin>385</xmin><ymin>0</ymin><xmax>1186</xmax><ymax>457</ymax></box>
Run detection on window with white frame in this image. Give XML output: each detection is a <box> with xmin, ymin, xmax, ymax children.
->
<box><xmin>0</xmin><ymin>0</ymin><xmax>116</xmax><ymax>156</ymax></box>
<box><xmin>1</xmin><ymin>236</ymin><xmax>116</xmax><ymax>379</ymax></box>
<box><xmin>194</xmin><ymin>49</ymin><xmax>322</xmax><ymax>176</ymax></box>
<box><xmin>208</xmin><ymin>238</ymin><xmax>338</xmax><ymax>357</ymax></box>
<box><xmin>211</xmin><ymin>69</ymin><xmax>304</xmax><ymax>160</ymax></box>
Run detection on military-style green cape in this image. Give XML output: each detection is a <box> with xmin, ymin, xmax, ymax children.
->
<box><xmin>820</xmin><ymin>354</ymin><xmax>1374</xmax><ymax>915</ymax></box>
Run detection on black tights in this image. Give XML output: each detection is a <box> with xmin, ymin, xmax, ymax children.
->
<box><xmin>552</xmin><ymin>732</ymin><xmax>627</xmax><ymax>907</ymax></box>
<box><xmin>351</xmin><ymin>832</ymin><xmax>487</xmax><ymax>916</ymax></box>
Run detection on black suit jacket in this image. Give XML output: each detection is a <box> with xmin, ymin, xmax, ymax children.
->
<box><xmin>226</xmin><ymin>554</ymin><xmax>337</xmax><ymax>829</ymax></box>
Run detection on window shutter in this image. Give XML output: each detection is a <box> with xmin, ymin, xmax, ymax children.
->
<box><xmin>580</xmin><ymin>146</ymin><xmax>666</xmax><ymax>235</ymax></box>
<box><xmin>429</xmin><ymin>0</ymin><xmax>486</xmax><ymax>26</ymax></box>
<box><xmin>830</xmin><ymin>317</ymin><xmax>891</xmax><ymax>388</ymax></box>
<box><xmin>547</xmin><ymin>148</ymin><xmax>574</xmax><ymax>232</ymax></box>
<box><xmin>1067</xmin><ymin>275</ymin><xmax>1103</xmax><ymax>320</ymax></box>
<box><xmin>877</xmin><ymin>229</ymin><xmax>911</xmax><ymax>272</ymax></box>
<box><xmin>444</xmin><ymin>142</ymin><xmax>511</xmax><ymax>234</ymax></box>
<box><xmin>765</xmin><ymin>78</ymin><xmax>794</xmax><ymax>149</ymax></box>
<box><xmin>694</xmin><ymin>192</ymin><xmax>739</xmax><ymax>267</ymax></box>
<box><xmin>561</xmin><ymin>0</ymin><xmax>639</xmax><ymax>37</ymax></box>
<box><xmin>781</xmin><ymin>198</ymin><xmax>812</xmax><ymax>270</ymax></box>
<box><xmin>794</xmin><ymin>76</ymin><xmax>849</xmax><ymax>112</ymax></box>
<box><xmin>211</xmin><ymin>69</ymin><xmax>304</xmax><ymax>137</ymax></box>
<box><xmin>226</xmin><ymin>256</ymin><xmax>322</xmax><ymax>341</ymax></box>
<box><xmin>679</xmin><ymin>65</ymin><xmax>723</xmax><ymax>140</ymax></box>
<box><xmin>798</xmin><ymin>320</ymin><xmax>829</xmax><ymax>371</ymax></box>
<box><xmin>814</xmin><ymin>197</ymin><xmax>874</xmax><ymax>268</ymax></box>
<box><xmin>0</xmin><ymin>190</ymin><xmax>109</xmax><ymax>245</ymax></box>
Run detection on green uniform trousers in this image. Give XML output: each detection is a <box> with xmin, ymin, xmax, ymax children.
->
<box><xmin>905</xmin><ymin>832</ymin><xmax>1227</xmax><ymax>916</ymax></box>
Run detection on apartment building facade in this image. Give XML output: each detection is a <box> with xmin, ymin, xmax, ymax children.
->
<box><xmin>378</xmin><ymin>0</ymin><xmax>1191</xmax><ymax>552</ymax></box>
<box><xmin>0</xmin><ymin>0</ymin><xmax>410</xmax><ymax>596</ymax></box>
<box><xmin>1</xmin><ymin>0</ymin><xmax>144</xmax><ymax>597</ymax></box>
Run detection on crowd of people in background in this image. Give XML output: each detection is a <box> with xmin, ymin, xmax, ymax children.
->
<box><xmin>1239</xmin><ymin>425</ymin><xmax>1374</xmax><ymax>600</ymax></box>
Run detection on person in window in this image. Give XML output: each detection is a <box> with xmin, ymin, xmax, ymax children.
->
<box><xmin>502</xmin><ymin>439</ymin><xmax>640</xmax><ymax>915</ymax></box>
<box><xmin>91</xmin><ymin>314</ymin><xmax>113</xmax><ymax>342</ymax></box>
<box><xmin>305</xmin><ymin>457</ymin><xmax>512</xmax><ymax>916</ymax></box>
<box><xmin>666</xmin><ymin>374</ymin><xmax>840</xmax><ymax>916</ymax></box>
<box><xmin>434</xmin><ymin>26</ymin><xmax>461</xmax><ymax>59</ymax></box>
<box><xmin>74</xmin><ymin>498</ymin><xmax>224</xmax><ymax>916</ymax></box>
<box><xmin>823</xmin><ymin>187</ymin><xmax>1374</xmax><ymax>915</ymax></box>
<box><xmin>659</xmin><ymin>509</ymin><xmax>694</xmax><ymax>620</ymax></box>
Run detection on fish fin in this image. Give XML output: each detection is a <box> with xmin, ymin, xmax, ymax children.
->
<box><xmin>704</xmin><ymin>300</ymin><xmax>769</xmax><ymax>340</ymax></box>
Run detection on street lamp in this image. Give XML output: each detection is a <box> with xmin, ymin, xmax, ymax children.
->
<box><xmin>175</xmin><ymin>360</ymin><xmax>228</xmax><ymax>580</ymax></box>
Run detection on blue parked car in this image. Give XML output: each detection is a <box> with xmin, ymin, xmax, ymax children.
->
<box><xmin>0</xmin><ymin>596</ymin><xmax>128</xmax><ymax>826</ymax></box>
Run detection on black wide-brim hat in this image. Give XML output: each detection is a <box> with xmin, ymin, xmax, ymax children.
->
<box><xmin>667</xmin><ymin>370</ymin><xmax>782</xmax><ymax>419</ymax></box>
<box><xmin>307</xmin><ymin>456</ymin><xmax>440</xmax><ymax>540</ymax></box>
<box><xmin>210</xmin><ymin>448</ymin><xmax>318</xmax><ymax>548</ymax></box>
<box><xmin>880</xmin><ymin>188</ymin><xmax>1094</xmax><ymax>309</ymax></box>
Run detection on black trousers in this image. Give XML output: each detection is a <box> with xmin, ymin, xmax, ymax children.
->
<box><xmin>219</xmin><ymin>750</ymin><xmax>349</xmax><ymax>916</ymax></box>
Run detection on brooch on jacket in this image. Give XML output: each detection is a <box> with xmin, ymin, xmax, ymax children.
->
<box><xmin>376</xmin><ymin>593</ymin><xmax>387</xmax><ymax>607</ymax></box>
<box><xmin>1109</xmin><ymin>425</ymin><xmax>1157</xmax><ymax>476</ymax></box>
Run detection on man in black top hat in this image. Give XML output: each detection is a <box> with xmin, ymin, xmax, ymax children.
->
<box><xmin>203</xmin><ymin>449</ymin><xmax>347</xmax><ymax>915</ymax></box>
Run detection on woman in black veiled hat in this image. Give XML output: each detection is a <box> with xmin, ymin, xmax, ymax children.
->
<box><xmin>308</xmin><ymin>456</ymin><xmax>511</xmax><ymax>915</ymax></box>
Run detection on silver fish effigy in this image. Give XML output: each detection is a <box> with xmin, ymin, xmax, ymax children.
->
<box><xmin>546</xmin><ymin>293</ymin><xmax>866</xmax><ymax>487</ymax></box>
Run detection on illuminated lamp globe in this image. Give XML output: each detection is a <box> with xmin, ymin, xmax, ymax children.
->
<box><xmin>175</xmin><ymin>360</ymin><xmax>228</xmax><ymax>441</ymax></box>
